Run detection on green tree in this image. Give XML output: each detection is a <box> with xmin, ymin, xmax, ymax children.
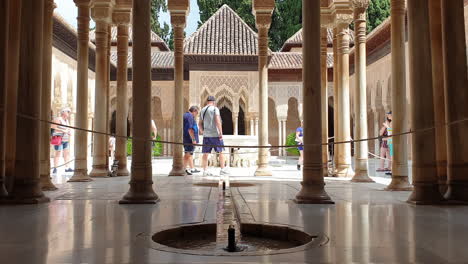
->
<box><xmin>150</xmin><ymin>0</ymin><xmax>173</xmax><ymax>49</ymax></box>
<box><xmin>366</xmin><ymin>0</ymin><xmax>391</xmax><ymax>33</ymax></box>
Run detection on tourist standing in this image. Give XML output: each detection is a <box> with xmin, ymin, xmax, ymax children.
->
<box><xmin>199</xmin><ymin>96</ymin><xmax>229</xmax><ymax>176</ymax></box>
<box><xmin>385</xmin><ymin>111</ymin><xmax>393</xmax><ymax>175</ymax></box>
<box><xmin>296</xmin><ymin>121</ymin><xmax>304</xmax><ymax>170</ymax></box>
<box><xmin>377</xmin><ymin>112</ymin><xmax>392</xmax><ymax>172</ymax></box>
<box><xmin>51</xmin><ymin>107</ymin><xmax>73</xmax><ymax>174</ymax></box>
<box><xmin>183</xmin><ymin>106</ymin><xmax>200</xmax><ymax>175</ymax></box>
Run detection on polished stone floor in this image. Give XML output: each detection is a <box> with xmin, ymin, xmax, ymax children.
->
<box><xmin>1</xmin><ymin>158</ymin><xmax>467</xmax><ymax>263</ymax></box>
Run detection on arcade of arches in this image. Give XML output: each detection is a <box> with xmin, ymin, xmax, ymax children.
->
<box><xmin>1</xmin><ymin>0</ymin><xmax>468</xmax><ymax>263</ymax></box>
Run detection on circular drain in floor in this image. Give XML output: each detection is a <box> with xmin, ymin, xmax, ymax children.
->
<box><xmin>150</xmin><ymin>223</ymin><xmax>328</xmax><ymax>256</ymax></box>
<box><xmin>193</xmin><ymin>182</ymin><xmax>255</xmax><ymax>188</ymax></box>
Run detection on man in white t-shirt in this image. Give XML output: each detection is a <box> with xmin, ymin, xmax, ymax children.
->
<box><xmin>199</xmin><ymin>96</ymin><xmax>229</xmax><ymax>176</ymax></box>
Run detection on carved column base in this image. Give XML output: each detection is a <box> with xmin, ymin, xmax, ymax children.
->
<box><xmin>40</xmin><ymin>174</ymin><xmax>58</xmax><ymax>191</ymax></box>
<box><xmin>444</xmin><ymin>182</ymin><xmax>468</xmax><ymax>203</ymax></box>
<box><xmin>116</xmin><ymin>167</ymin><xmax>130</xmax><ymax>177</ymax></box>
<box><xmin>407</xmin><ymin>183</ymin><xmax>445</xmax><ymax>205</ymax></box>
<box><xmin>68</xmin><ymin>170</ymin><xmax>93</xmax><ymax>182</ymax></box>
<box><xmin>89</xmin><ymin>165</ymin><xmax>109</xmax><ymax>178</ymax></box>
<box><xmin>169</xmin><ymin>165</ymin><xmax>185</xmax><ymax>176</ymax></box>
<box><xmin>385</xmin><ymin>176</ymin><xmax>413</xmax><ymax>191</ymax></box>
<box><xmin>254</xmin><ymin>165</ymin><xmax>272</xmax><ymax>176</ymax></box>
<box><xmin>351</xmin><ymin>172</ymin><xmax>374</xmax><ymax>183</ymax></box>
<box><xmin>119</xmin><ymin>180</ymin><xmax>159</xmax><ymax>204</ymax></box>
<box><xmin>294</xmin><ymin>182</ymin><xmax>334</xmax><ymax>204</ymax></box>
<box><xmin>1</xmin><ymin>179</ymin><xmax>50</xmax><ymax>204</ymax></box>
<box><xmin>334</xmin><ymin>164</ymin><xmax>355</xmax><ymax>178</ymax></box>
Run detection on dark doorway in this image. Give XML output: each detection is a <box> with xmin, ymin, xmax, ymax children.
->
<box><xmin>238</xmin><ymin>106</ymin><xmax>246</xmax><ymax>135</ymax></box>
<box><xmin>220</xmin><ymin>107</ymin><xmax>233</xmax><ymax>135</ymax></box>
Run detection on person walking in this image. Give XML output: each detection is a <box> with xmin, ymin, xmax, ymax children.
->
<box><xmin>51</xmin><ymin>107</ymin><xmax>73</xmax><ymax>174</ymax></box>
<box><xmin>377</xmin><ymin>112</ymin><xmax>392</xmax><ymax>172</ymax></box>
<box><xmin>296</xmin><ymin>121</ymin><xmax>304</xmax><ymax>170</ymax></box>
<box><xmin>199</xmin><ymin>96</ymin><xmax>229</xmax><ymax>176</ymax></box>
<box><xmin>385</xmin><ymin>112</ymin><xmax>393</xmax><ymax>176</ymax></box>
<box><xmin>183</xmin><ymin>106</ymin><xmax>200</xmax><ymax>175</ymax></box>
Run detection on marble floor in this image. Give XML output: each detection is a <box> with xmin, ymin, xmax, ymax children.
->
<box><xmin>1</xmin><ymin>158</ymin><xmax>467</xmax><ymax>263</ymax></box>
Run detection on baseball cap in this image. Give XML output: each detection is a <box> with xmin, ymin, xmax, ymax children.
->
<box><xmin>207</xmin><ymin>96</ymin><xmax>216</xmax><ymax>102</ymax></box>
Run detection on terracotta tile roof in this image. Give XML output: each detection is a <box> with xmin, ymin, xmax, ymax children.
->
<box><xmin>281</xmin><ymin>28</ymin><xmax>355</xmax><ymax>51</ymax></box>
<box><xmin>269</xmin><ymin>52</ymin><xmax>333</xmax><ymax>69</ymax></box>
<box><xmin>90</xmin><ymin>27</ymin><xmax>170</xmax><ymax>51</ymax></box>
<box><xmin>110</xmin><ymin>50</ymin><xmax>174</xmax><ymax>69</ymax></box>
<box><xmin>184</xmin><ymin>4</ymin><xmax>260</xmax><ymax>55</ymax></box>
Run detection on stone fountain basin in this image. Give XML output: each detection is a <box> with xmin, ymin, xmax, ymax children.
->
<box><xmin>150</xmin><ymin>223</ymin><xmax>328</xmax><ymax>256</ymax></box>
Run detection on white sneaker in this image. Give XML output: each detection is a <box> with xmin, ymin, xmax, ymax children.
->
<box><xmin>203</xmin><ymin>170</ymin><xmax>214</xmax><ymax>176</ymax></box>
<box><xmin>220</xmin><ymin>168</ymin><xmax>230</xmax><ymax>176</ymax></box>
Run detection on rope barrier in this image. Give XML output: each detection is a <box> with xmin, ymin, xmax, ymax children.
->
<box><xmin>9</xmin><ymin>109</ymin><xmax>468</xmax><ymax>150</ymax></box>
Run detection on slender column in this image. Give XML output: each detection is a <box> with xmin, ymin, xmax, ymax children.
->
<box><xmin>69</xmin><ymin>0</ymin><xmax>93</xmax><ymax>182</ymax></box>
<box><xmin>254</xmin><ymin>13</ymin><xmax>273</xmax><ymax>176</ymax></box>
<box><xmin>255</xmin><ymin>118</ymin><xmax>259</xmax><ymax>137</ymax></box>
<box><xmin>277</xmin><ymin>118</ymin><xmax>282</xmax><ymax>156</ymax></box>
<box><xmin>168</xmin><ymin>13</ymin><xmax>187</xmax><ymax>176</ymax></box>
<box><xmin>115</xmin><ymin>22</ymin><xmax>130</xmax><ymax>177</ymax></box>
<box><xmin>386</xmin><ymin>0</ymin><xmax>412</xmax><ymax>190</ymax></box>
<box><xmin>233</xmin><ymin>112</ymin><xmax>239</xmax><ymax>136</ymax></box>
<box><xmin>89</xmin><ymin>19</ymin><xmax>110</xmax><ymax>177</ymax></box>
<box><xmin>335</xmin><ymin>19</ymin><xmax>355</xmax><ymax>178</ymax></box>
<box><xmin>120</xmin><ymin>0</ymin><xmax>158</xmax><ymax>204</ymax></box>
<box><xmin>441</xmin><ymin>0</ymin><xmax>468</xmax><ymax>202</ymax></box>
<box><xmin>0</xmin><ymin>0</ymin><xmax>9</xmax><ymax>197</ymax></box>
<box><xmin>8</xmin><ymin>0</ymin><xmax>50</xmax><ymax>203</ymax></box>
<box><xmin>428</xmin><ymin>0</ymin><xmax>447</xmax><ymax>194</ymax></box>
<box><xmin>4</xmin><ymin>0</ymin><xmax>22</xmax><ymax>194</ymax></box>
<box><xmin>351</xmin><ymin>1</ymin><xmax>373</xmax><ymax>182</ymax></box>
<box><xmin>332</xmin><ymin>28</ymin><xmax>339</xmax><ymax>174</ymax></box>
<box><xmin>249</xmin><ymin>118</ymin><xmax>254</xmax><ymax>136</ymax></box>
<box><xmin>105</xmin><ymin>25</ymin><xmax>111</xmax><ymax>169</ymax></box>
<box><xmin>295</xmin><ymin>0</ymin><xmax>333</xmax><ymax>204</ymax></box>
<box><xmin>282</xmin><ymin>119</ymin><xmax>286</xmax><ymax>156</ymax></box>
<box><xmin>39</xmin><ymin>0</ymin><xmax>58</xmax><ymax>190</ymax></box>
<box><xmin>320</xmin><ymin>27</ymin><xmax>329</xmax><ymax>177</ymax></box>
<box><xmin>406</xmin><ymin>0</ymin><xmax>444</xmax><ymax>204</ymax></box>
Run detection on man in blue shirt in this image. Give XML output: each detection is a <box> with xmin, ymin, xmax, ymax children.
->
<box><xmin>183</xmin><ymin>106</ymin><xmax>200</xmax><ymax>175</ymax></box>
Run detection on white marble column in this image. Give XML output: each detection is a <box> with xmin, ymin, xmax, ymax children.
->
<box><xmin>250</xmin><ymin>118</ymin><xmax>255</xmax><ymax>136</ymax></box>
<box><xmin>253</xmin><ymin>2</ymin><xmax>273</xmax><ymax>176</ymax></box>
<box><xmin>441</xmin><ymin>0</ymin><xmax>468</xmax><ymax>202</ymax></box>
<box><xmin>386</xmin><ymin>0</ymin><xmax>412</xmax><ymax>191</ymax></box>
<box><xmin>89</xmin><ymin>6</ymin><xmax>111</xmax><ymax>178</ymax></box>
<box><xmin>295</xmin><ymin>0</ymin><xmax>333</xmax><ymax>204</ymax></box>
<box><xmin>120</xmin><ymin>0</ymin><xmax>158</xmax><ymax>204</ymax></box>
<box><xmin>277</xmin><ymin>118</ymin><xmax>283</xmax><ymax>156</ymax></box>
<box><xmin>39</xmin><ymin>0</ymin><xmax>58</xmax><ymax>190</ymax></box>
<box><xmin>114</xmin><ymin>17</ymin><xmax>130</xmax><ymax>177</ymax></box>
<box><xmin>351</xmin><ymin>0</ymin><xmax>373</xmax><ymax>183</ymax></box>
<box><xmin>406</xmin><ymin>0</ymin><xmax>444</xmax><ymax>204</ymax></box>
<box><xmin>255</xmin><ymin>118</ymin><xmax>259</xmax><ymax>137</ymax></box>
<box><xmin>8</xmin><ymin>0</ymin><xmax>50</xmax><ymax>203</ymax></box>
<box><xmin>4</xmin><ymin>0</ymin><xmax>22</xmax><ymax>194</ymax></box>
<box><xmin>69</xmin><ymin>0</ymin><xmax>92</xmax><ymax>182</ymax></box>
<box><xmin>0</xmin><ymin>0</ymin><xmax>9</xmax><ymax>197</ymax></box>
<box><xmin>428</xmin><ymin>0</ymin><xmax>447</xmax><ymax>194</ymax></box>
<box><xmin>281</xmin><ymin>119</ymin><xmax>287</xmax><ymax>156</ymax></box>
<box><xmin>320</xmin><ymin>27</ymin><xmax>329</xmax><ymax>177</ymax></box>
<box><xmin>332</xmin><ymin>28</ymin><xmax>339</xmax><ymax>174</ymax></box>
<box><xmin>335</xmin><ymin>17</ymin><xmax>355</xmax><ymax>178</ymax></box>
<box><xmin>168</xmin><ymin>4</ymin><xmax>189</xmax><ymax>176</ymax></box>
<box><xmin>233</xmin><ymin>112</ymin><xmax>239</xmax><ymax>136</ymax></box>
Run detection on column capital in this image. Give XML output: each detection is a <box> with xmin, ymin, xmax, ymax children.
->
<box><xmin>252</xmin><ymin>0</ymin><xmax>274</xmax><ymax>29</ymax></box>
<box><xmin>352</xmin><ymin>0</ymin><xmax>369</xmax><ymax>21</ymax></box>
<box><xmin>74</xmin><ymin>0</ymin><xmax>90</xmax><ymax>8</ymax></box>
<box><xmin>91</xmin><ymin>0</ymin><xmax>115</xmax><ymax>23</ymax></box>
<box><xmin>255</xmin><ymin>13</ymin><xmax>272</xmax><ymax>29</ymax></box>
<box><xmin>335</xmin><ymin>13</ymin><xmax>354</xmax><ymax>29</ymax></box>
<box><xmin>113</xmin><ymin>9</ymin><xmax>131</xmax><ymax>25</ymax></box>
<box><xmin>170</xmin><ymin>14</ymin><xmax>187</xmax><ymax>28</ymax></box>
<box><xmin>391</xmin><ymin>0</ymin><xmax>406</xmax><ymax>16</ymax></box>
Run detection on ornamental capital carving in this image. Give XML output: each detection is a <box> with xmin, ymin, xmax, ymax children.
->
<box><xmin>170</xmin><ymin>14</ymin><xmax>187</xmax><ymax>28</ymax></box>
<box><xmin>352</xmin><ymin>0</ymin><xmax>369</xmax><ymax>20</ymax></box>
<box><xmin>335</xmin><ymin>13</ymin><xmax>354</xmax><ymax>27</ymax></box>
<box><xmin>91</xmin><ymin>0</ymin><xmax>115</xmax><ymax>23</ymax></box>
<box><xmin>112</xmin><ymin>9</ymin><xmax>131</xmax><ymax>25</ymax></box>
<box><xmin>255</xmin><ymin>13</ymin><xmax>272</xmax><ymax>29</ymax></box>
<box><xmin>74</xmin><ymin>0</ymin><xmax>90</xmax><ymax>7</ymax></box>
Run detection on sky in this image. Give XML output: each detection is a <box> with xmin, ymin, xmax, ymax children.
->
<box><xmin>55</xmin><ymin>0</ymin><xmax>200</xmax><ymax>36</ymax></box>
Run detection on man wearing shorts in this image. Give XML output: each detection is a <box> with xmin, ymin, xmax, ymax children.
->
<box><xmin>199</xmin><ymin>96</ymin><xmax>229</xmax><ymax>176</ymax></box>
<box><xmin>183</xmin><ymin>106</ymin><xmax>200</xmax><ymax>175</ymax></box>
